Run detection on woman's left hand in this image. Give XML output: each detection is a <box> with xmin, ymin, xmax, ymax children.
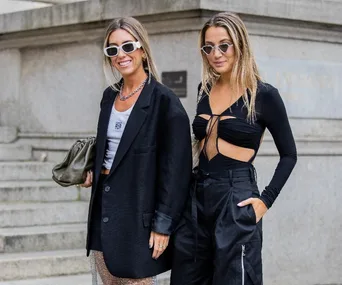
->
<box><xmin>237</xmin><ymin>198</ymin><xmax>268</xmax><ymax>223</ymax></box>
<box><xmin>149</xmin><ymin>231</ymin><xmax>170</xmax><ymax>260</ymax></box>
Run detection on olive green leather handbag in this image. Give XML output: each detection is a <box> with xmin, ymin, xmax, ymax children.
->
<box><xmin>52</xmin><ymin>137</ymin><xmax>96</xmax><ymax>187</ymax></box>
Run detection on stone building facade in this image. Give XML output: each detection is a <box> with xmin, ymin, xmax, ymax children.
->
<box><xmin>0</xmin><ymin>0</ymin><xmax>341</xmax><ymax>284</ymax></box>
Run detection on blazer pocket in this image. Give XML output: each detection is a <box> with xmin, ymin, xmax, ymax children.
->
<box><xmin>134</xmin><ymin>144</ymin><xmax>157</xmax><ymax>154</ymax></box>
<box><xmin>142</xmin><ymin>212</ymin><xmax>154</xmax><ymax>228</ymax></box>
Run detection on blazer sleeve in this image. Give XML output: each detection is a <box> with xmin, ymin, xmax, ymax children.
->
<box><xmin>152</xmin><ymin>92</ymin><xmax>193</xmax><ymax>235</ymax></box>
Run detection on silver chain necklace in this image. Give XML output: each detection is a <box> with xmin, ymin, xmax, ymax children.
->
<box><xmin>119</xmin><ymin>78</ymin><xmax>147</xmax><ymax>101</ymax></box>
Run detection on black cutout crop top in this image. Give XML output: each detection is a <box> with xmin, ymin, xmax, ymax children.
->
<box><xmin>192</xmin><ymin>82</ymin><xmax>297</xmax><ymax>208</ymax></box>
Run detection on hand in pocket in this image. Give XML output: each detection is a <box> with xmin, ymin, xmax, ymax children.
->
<box><xmin>237</xmin><ymin>198</ymin><xmax>267</xmax><ymax>223</ymax></box>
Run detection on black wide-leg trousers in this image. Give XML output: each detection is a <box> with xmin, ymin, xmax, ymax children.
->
<box><xmin>171</xmin><ymin>167</ymin><xmax>263</xmax><ymax>285</ymax></box>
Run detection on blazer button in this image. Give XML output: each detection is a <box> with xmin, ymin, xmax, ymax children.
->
<box><xmin>103</xmin><ymin>217</ymin><xmax>109</xmax><ymax>223</ymax></box>
<box><xmin>104</xmin><ymin>186</ymin><xmax>110</xmax><ymax>192</ymax></box>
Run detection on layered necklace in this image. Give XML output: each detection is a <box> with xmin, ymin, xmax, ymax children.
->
<box><xmin>119</xmin><ymin>78</ymin><xmax>148</xmax><ymax>101</ymax></box>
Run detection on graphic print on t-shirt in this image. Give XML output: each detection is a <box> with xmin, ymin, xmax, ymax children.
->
<box><xmin>115</xmin><ymin>121</ymin><xmax>123</xmax><ymax>130</ymax></box>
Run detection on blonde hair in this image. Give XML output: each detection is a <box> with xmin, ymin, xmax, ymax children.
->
<box><xmin>103</xmin><ymin>17</ymin><xmax>159</xmax><ymax>90</ymax></box>
<box><xmin>199</xmin><ymin>12</ymin><xmax>262</xmax><ymax>122</ymax></box>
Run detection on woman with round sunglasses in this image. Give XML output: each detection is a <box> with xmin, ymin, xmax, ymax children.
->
<box><xmin>80</xmin><ymin>17</ymin><xmax>192</xmax><ymax>285</ymax></box>
<box><xmin>171</xmin><ymin>12</ymin><xmax>297</xmax><ymax>285</ymax></box>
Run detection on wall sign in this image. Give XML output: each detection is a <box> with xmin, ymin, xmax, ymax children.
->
<box><xmin>161</xmin><ymin>71</ymin><xmax>187</xmax><ymax>98</ymax></box>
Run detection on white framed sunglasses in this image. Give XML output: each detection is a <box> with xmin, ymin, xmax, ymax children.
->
<box><xmin>201</xmin><ymin>43</ymin><xmax>233</xmax><ymax>55</ymax></box>
<box><xmin>104</xmin><ymin>41</ymin><xmax>142</xmax><ymax>57</ymax></box>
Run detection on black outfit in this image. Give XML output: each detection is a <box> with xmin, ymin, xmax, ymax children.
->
<box><xmin>171</xmin><ymin>82</ymin><xmax>297</xmax><ymax>285</ymax></box>
<box><xmin>86</xmin><ymin>77</ymin><xmax>192</xmax><ymax>278</ymax></box>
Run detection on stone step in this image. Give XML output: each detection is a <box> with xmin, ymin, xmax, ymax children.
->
<box><xmin>0</xmin><ymin>223</ymin><xmax>86</xmax><ymax>253</ymax></box>
<box><xmin>0</xmin><ymin>162</ymin><xmax>55</xmax><ymax>181</ymax></box>
<box><xmin>158</xmin><ymin>271</ymin><xmax>171</xmax><ymax>285</ymax></box>
<box><xmin>0</xmin><ymin>274</ymin><xmax>91</xmax><ymax>285</ymax></box>
<box><xmin>0</xmin><ymin>145</ymin><xmax>32</xmax><ymax>161</ymax></box>
<box><xmin>0</xmin><ymin>273</ymin><xmax>171</xmax><ymax>285</ymax></box>
<box><xmin>0</xmin><ymin>202</ymin><xmax>88</xmax><ymax>228</ymax></box>
<box><xmin>0</xmin><ymin>181</ymin><xmax>79</xmax><ymax>202</ymax></box>
<box><xmin>0</xmin><ymin>127</ymin><xmax>17</xmax><ymax>144</ymax></box>
<box><xmin>0</xmin><ymin>249</ymin><xmax>89</xmax><ymax>281</ymax></box>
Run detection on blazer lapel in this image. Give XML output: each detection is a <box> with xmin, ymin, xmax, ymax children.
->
<box><xmin>94</xmin><ymin>88</ymin><xmax>116</xmax><ymax>185</ymax></box>
<box><xmin>108</xmin><ymin>77</ymin><xmax>156</xmax><ymax>177</ymax></box>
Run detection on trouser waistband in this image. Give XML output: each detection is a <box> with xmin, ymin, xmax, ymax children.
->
<box><xmin>193</xmin><ymin>166</ymin><xmax>257</xmax><ymax>184</ymax></box>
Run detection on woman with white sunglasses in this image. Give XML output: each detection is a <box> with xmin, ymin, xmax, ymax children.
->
<box><xmin>171</xmin><ymin>12</ymin><xmax>297</xmax><ymax>285</ymax></box>
<box><xmin>80</xmin><ymin>17</ymin><xmax>192</xmax><ymax>285</ymax></box>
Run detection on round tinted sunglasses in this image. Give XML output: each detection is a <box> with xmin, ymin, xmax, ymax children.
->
<box><xmin>201</xmin><ymin>43</ymin><xmax>233</xmax><ymax>55</ymax></box>
<box><xmin>104</xmin><ymin>41</ymin><xmax>142</xmax><ymax>57</ymax></box>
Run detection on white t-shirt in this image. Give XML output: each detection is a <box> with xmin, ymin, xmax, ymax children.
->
<box><xmin>102</xmin><ymin>103</ymin><xmax>134</xmax><ymax>170</ymax></box>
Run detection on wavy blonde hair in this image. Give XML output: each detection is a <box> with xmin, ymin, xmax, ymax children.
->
<box><xmin>103</xmin><ymin>17</ymin><xmax>159</xmax><ymax>90</ymax></box>
<box><xmin>199</xmin><ymin>12</ymin><xmax>262</xmax><ymax>122</ymax></box>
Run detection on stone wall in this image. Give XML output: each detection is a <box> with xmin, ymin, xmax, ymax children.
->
<box><xmin>0</xmin><ymin>0</ymin><xmax>341</xmax><ymax>284</ymax></box>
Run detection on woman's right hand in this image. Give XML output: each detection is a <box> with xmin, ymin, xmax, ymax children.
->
<box><xmin>79</xmin><ymin>171</ymin><xmax>93</xmax><ymax>188</ymax></box>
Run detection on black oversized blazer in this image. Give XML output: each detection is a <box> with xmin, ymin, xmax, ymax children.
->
<box><xmin>86</xmin><ymin>77</ymin><xmax>192</xmax><ymax>278</ymax></box>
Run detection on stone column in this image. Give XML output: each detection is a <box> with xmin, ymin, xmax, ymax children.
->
<box><xmin>0</xmin><ymin>49</ymin><xmax>21</xmax><ymax>128</ymax></box>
